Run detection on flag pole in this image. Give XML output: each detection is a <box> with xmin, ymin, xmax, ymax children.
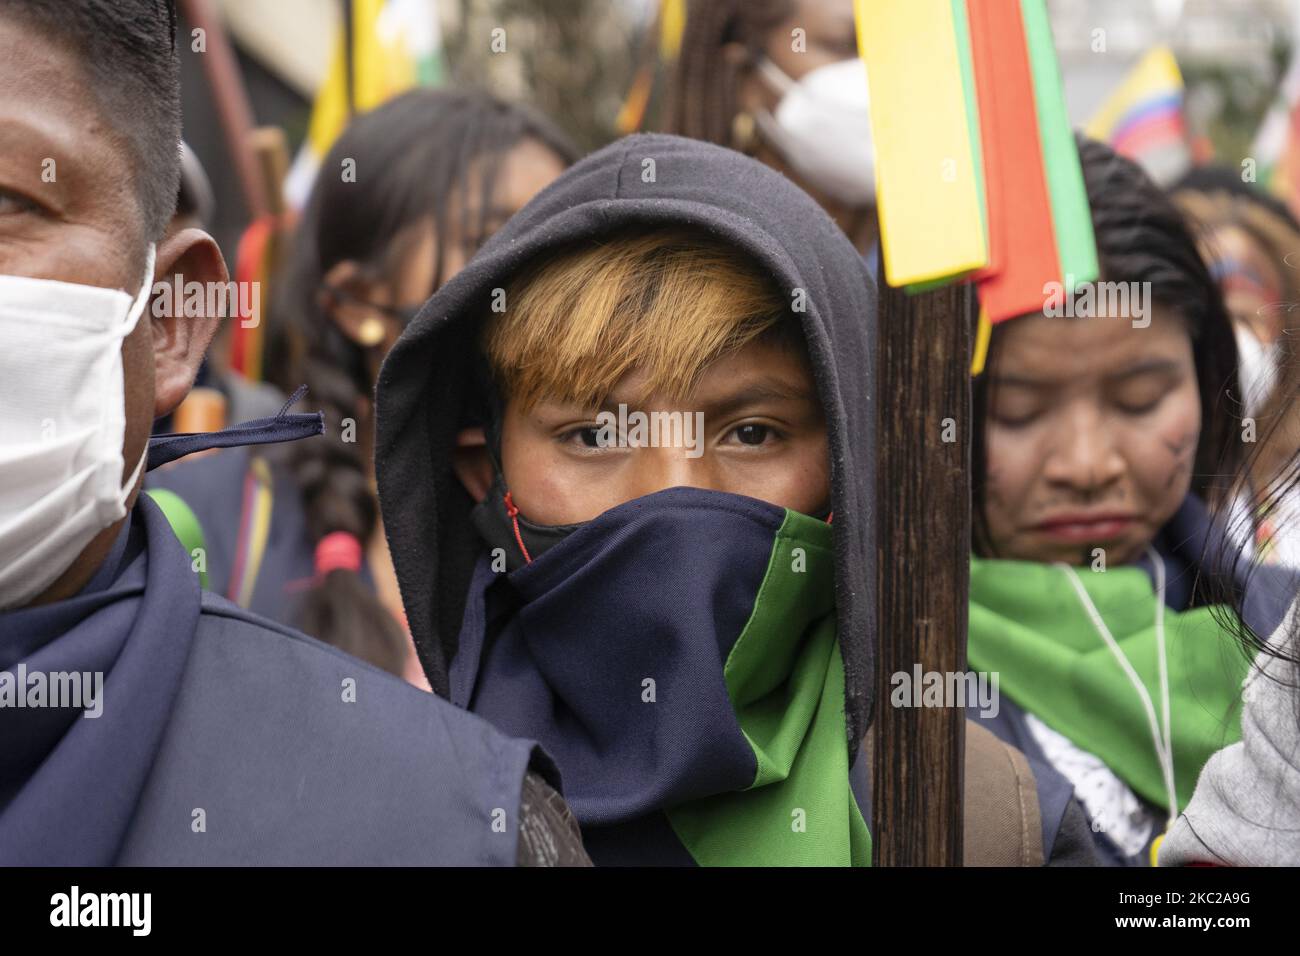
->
<box><xmin>342</xmin><ymin>0</ymin><xmax>356</xmax><ymax>118</ymax></box>
<box><xmin>178</xmin><ymin>0</ymin><xmax>269</xmax><ymax>220</ymax></box>
<box><xmin>871</xmin><ymin>264</ymin><xmax>972</xmax><ymax>866</ymax></box>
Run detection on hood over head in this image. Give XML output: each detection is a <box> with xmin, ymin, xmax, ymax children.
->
<box><xmin>375</xmin><ymin>133</ymin><xmax>878</xmax><ymax>741</ymax></box>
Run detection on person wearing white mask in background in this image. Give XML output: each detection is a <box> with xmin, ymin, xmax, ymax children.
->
<box><xmin>665</xmin><ymin>0</ymin><xmax>878</xmax><ymax>258</ymax></box>
<box><xmin>0</xmin><ymin>0</ymin><xmax>586</xmax><ymax>867</ymax></box>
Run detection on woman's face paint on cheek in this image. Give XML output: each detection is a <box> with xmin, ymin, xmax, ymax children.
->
<box><xmin>980</xmin><ymin>307</ymin><xmax>1202</xmax><ymax>566</ymax></box>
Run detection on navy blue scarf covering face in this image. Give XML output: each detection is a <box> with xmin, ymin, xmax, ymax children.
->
<box><xmin>451</xmin><ymin>486</ymin><xmax>853</xmax><ymax>866</ymax></box>
<box><xmin>0</xmin><ymin>402</ymin><xmax>322</xmax><ymax>865</ymax></box>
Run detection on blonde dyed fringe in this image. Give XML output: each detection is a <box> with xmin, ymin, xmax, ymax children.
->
<box><xmin>482</xmin><ymin>227</ymin><xmax>790</xmax><ymax>410</ymax></box>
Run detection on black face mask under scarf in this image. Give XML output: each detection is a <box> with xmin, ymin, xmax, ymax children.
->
<box><xmin>470</xmin><ymin>472</ymin><xmax>584</xmax><ymax>571</ymax></box>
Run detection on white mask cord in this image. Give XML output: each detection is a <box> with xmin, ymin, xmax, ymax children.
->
<box><xmin>1056</xmin><ymin>546</ymin><xmax>1178</xmax><ymax>822</ymax></box>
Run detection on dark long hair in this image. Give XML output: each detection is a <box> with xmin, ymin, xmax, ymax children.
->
<box><xmin>1172</xmin><ymin>175</ymin><xmax>1300</xmax><ymax>494</ymax></box>
<box><xmin>663</xmin><ymin>0</ymin><xmax>794</xmax><ymax>145</ymax></box>
<box><xmin>1177</xmin><ymin>180</ymin><xmax>1300</xmax><ymax>701</ymax></box>
<box><xmin>972</xmin><ymin>136</ymin><xmax>1242</xmax><ymax>571</ymax></box>
<box><xmin>268</xmin><ymin>89</ymin><xmax>579</xmax><ymax>675</ymax></box>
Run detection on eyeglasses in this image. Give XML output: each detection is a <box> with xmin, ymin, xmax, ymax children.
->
<box><xmin>322</xmin><ymin>285</ymin><xmax>422</xmax><ymax>326</ymax></box>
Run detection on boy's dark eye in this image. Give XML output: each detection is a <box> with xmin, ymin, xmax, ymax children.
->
<box><xmin>561</xmin><ymin>426</ymin><xmax>605</xmax><ymax>448</ymax></box>
<box><xmin>734</xmin><ymin>424</ymin><xmax>770</xmax><ymax>446</ymax></box>
<box><xmin>0</xmin><ymin>187</ymin><xmax>41</xmax><ymax>217</ymax></box>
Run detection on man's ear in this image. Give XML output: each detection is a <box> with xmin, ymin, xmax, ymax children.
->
<box><xmin>452</xmin><ymin>427</ymin><xmax>494</xmax><ymax>503</ymax></box>
<box><xmin>151</xmin><ymin>227</ymin><xmax>227</xmax><ymax>420</ymax></box>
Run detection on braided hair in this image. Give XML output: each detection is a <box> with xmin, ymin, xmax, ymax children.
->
<box><xmin>664</xmin><ymin>0</ymin><xmax>794</xmax><ymax>146</ymax></box>
<box><xmin>268</xmin><ymin>89</ymin><xmax>579</xmax><ymax>675</ymax></box>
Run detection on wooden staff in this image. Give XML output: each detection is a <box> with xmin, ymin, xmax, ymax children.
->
<box><xmin>872</xmin><ymin>265</ymin><xmax>974</xmax><ymax>866</ymax></box>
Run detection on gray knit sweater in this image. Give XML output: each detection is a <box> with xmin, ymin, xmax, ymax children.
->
<box><xmin>1159</xmin><ymin>602</ymin><xmax>1300</xmax><ymax>866</ymax></box>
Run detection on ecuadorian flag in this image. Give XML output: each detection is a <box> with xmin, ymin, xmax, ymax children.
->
<box><xmin>1085</xmin><ymin>46</ymin><xmax>1189</xmax><ymax>187</ymax></box>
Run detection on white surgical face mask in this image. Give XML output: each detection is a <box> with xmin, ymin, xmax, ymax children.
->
<box><xmin>1234</xmin><ymin>323</ymin><xmax>1278</xmax><ymax>419</ymax></box>
<box><xmin>0</xmin><ymin>245</ymin><xmax>156</xmax><ymax>610</ymax></box>
<box><xmin>755</xmin><ymin>57</ymin><xmax>876</xmax><ymax>208</ymax></box>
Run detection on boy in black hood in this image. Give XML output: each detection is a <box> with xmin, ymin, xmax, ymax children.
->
<box><xmin>377</xmin><ymin>133</ymin><xmax>1096</xmax><ymax>865</ymax></box>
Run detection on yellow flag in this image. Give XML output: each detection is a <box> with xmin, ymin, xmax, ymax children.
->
<box><xmin>856</xmin><ymin>0</ymin><xmax>987</xmax><ymax>288</ymax></box>
<box><xmin>286</xmin><ymin>0</ymin><xmax>442</xmax><ymax>207</ymax></box>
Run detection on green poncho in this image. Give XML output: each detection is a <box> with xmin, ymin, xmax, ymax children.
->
<box><xmin>968</xmin><ymin>556</ymin><xmax>1250</xmax><ymax>811</ymax></box>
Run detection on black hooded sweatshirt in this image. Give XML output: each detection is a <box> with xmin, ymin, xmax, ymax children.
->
<box><xmin>376</xmin><ymin>133</ymin><xmax>878</xmax><ymax>744</ymax></box>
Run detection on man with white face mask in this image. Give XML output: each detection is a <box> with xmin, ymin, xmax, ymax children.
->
<box><xmin>0</xmin><ymin>0</ymin><xmax>586</xmax><ymax>867</ymax></box>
